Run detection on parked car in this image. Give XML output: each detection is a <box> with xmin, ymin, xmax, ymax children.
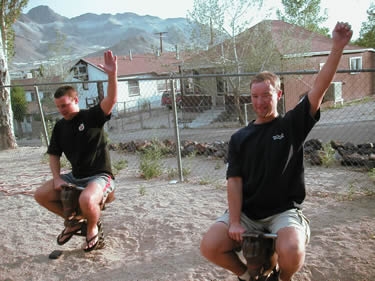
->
<box><xmin>161</xmin><ymin>91</ymin><xmax>182</xmax><ymax>109</ymax></box>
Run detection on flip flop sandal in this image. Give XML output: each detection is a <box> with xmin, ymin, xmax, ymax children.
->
<box><xmin>57</xmin><ymin>220</ymin><xmax>87</xmax><ymax>245</ymax></box>
<box><xmin>84</xmin><ymin>221</ymin><xmax>105</xmax><ymax>252</ymax></box>
<box><xmin>83</xmin><ymin>233</ymin><xmax>105</xmax><ymax>252</ymax></box>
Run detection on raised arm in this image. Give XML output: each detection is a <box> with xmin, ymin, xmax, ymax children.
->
<box><xmin>98</xmin><ymin>50</ymin><xmax>118</xmax><ymax>116</ymax></box>
<box><xmin>308</xmin><ymin>22</ymin><xmax>353</xmax><ymax>115</ymax></box>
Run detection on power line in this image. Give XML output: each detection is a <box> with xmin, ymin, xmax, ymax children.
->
<box><xmin>154</xmin><ymin>32</ymin><xmax>168</xmax><ymax>53</ymax></box>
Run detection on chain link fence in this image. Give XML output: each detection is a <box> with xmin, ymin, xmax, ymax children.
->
<box><xmin>10</xmin><ymin>70</ymin><xmax>375</xmax><ymax>184</ymax></box>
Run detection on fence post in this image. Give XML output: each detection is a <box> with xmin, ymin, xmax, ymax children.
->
<box><xmin>170</xmin><ymin>79</ymin><xmax>184</xmax><ymax>182</ymax></box>
<box><xmin>139</xmin><ymin>105</ymin><xmax>144</xmax><ymax>129</ymax></box>
<box><xmin>244</xmin><ymin>103</ymin><xmax>248</xmax><ymax>125</ymax></box>
<box><xmin>34</xmin><ymin>86</ymin><xmax>49</xmax><ymax>147</ymax></box>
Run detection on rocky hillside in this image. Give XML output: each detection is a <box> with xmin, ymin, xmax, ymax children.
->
<box><xmin>12</xmin><ymin>5</ymin><xmax>195</xmax><ymax>69</ymax></box>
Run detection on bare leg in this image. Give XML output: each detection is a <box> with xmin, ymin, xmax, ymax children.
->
<box><xmin>276</xmin><ymin>227</ymin><xmax>306</xmax><ymax>281</ymax></box>
<box><xmin>34</xmin><ymin>179</ymin><xmax>64</xmax><ymax>218</ymax></box>
<box><xmin>35</xmin><ymin>179</ymin><xmax>84</xmax><ymax>243</ymax></box>
<box><xmin>200</xmin><ymin>222</ymin><xmax>248</xmax><ymax>277</ymax></box>
<box><xmin>79</xmin><ymin>181</ymin><xmax>103</xmax><ymax>249</ymax></box>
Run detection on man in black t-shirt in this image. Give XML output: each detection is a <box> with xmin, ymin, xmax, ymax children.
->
<box><xmin>200</xmin><ymin>22</ymin><xmax>353</xmax><ymax>281</ymax></box>
<box><xmin>35</xmin><ymin>50</ymin><xmax>118</xmax><ymax>252</ymax></box>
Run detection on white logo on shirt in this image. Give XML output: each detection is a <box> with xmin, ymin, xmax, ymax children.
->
<box><xmin>272</xmin><ymin>133</ymin><xmax>284</xmax><ymax>140</ymax></box>
<box><xmin>78</xmin><ymin>123</ymin><xmax>85</xmax><ymax>131</ymax></box>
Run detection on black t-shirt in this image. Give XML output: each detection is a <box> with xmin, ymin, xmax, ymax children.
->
<box><xmin>47</xmin><ymin>104</ymin><xmax>113</xmax><ymax>179</ymax></box>
<box><xmin>226</xmin><ymin>96</ymin><xmax>319</xmax><ymax>219</ymax></box>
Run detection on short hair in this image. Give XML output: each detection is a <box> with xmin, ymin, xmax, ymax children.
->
<box><xmin>54</xmin><ymin>85</ymin><xmax>77</xmax><ymax>99</ymax></box>
<box><xmin>250</xmin><ymin>71</ymin><xmax>281</xmax><ymax>92</ymax></box>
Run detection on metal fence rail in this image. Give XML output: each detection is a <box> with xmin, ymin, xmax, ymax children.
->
<box><xmin>9</xmin><ymin>70</ymin><xmax>375</xmax><ymax>183</ymax></box>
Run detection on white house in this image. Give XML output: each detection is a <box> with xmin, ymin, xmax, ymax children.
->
<box><xmin>69</xmin><ymin>51</ymin><xmax>185</xmax><ymax>115</ymax></box>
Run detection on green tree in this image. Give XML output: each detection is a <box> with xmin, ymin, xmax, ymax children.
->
<box><xmin>276</xmin><ymin>0</ymin><xmax>329</xmax><ymax>36</ymax></box>
<box><xmin>355</xmin><ymin>3</ymin><xmax>375</xmax><ymax>48</ymax></box>
<box><xmin>187</xmin><ymin>0</ymin><xmax>264</xmax><ymax>124</ymax></box>
<box><xmin>46</xmin><ymin>29</ymin><xmax>72</xmax><ymax>77</ymax></box>
<box><xmin>188</xmin><ymin>0</ymin><xmax>225</xmax><ymax>48</ymax></box>
<box><xmin>10</xmin><ymin>86</ymin><xmax>27</xmax><ymax>137</ymax></box>
<box><xmin>0</xmin><ymin>0</ymin><xmax>28</xmax><ymax>150</ymax></box>
<box><xmin>34</xmin><ymin>29</ymin><xmax>72</xmax><ymax>87</ymax></box>
<box><xmin>1</xmin><ymin>0</ymin><xmax>28</xmax><ymax>60</ymax></box>
<box><xmin>188</xmin><ymin>0</ymin><xmax>265</xmax><ymax>49</ymax></box>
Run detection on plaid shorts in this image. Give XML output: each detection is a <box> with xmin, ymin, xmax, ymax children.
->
<box><xmin>60</xmin><ymin>172</ymin><xmax>115</xmax><ymax>203</ymax></box>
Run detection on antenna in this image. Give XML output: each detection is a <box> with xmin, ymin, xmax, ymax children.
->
<box><xmin>154</xmin><ymin>32</ymin><xmax>168</xmax><ymax>53</ymax></box>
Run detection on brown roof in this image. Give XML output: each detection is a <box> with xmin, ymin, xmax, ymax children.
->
<box><xmin>184</xmin><ymin>20</ymin><xmax>364</xmax><ymax>69</ymax></box>
<box><xmin>84</xmin><ymin>52</ymin><xmax>188</xmax><ymax>77</ymax></box>
<box><xmin>12</xmin><ymin>76</ymin><xmax>64</xmax><ymax>89</ymax></box>
<box><xmin>264</xmin><ymin>20</ymin><xmax>363</xmax><ymax>54</ymax></box>
<box><xmin>11</xmin><ymin>78</ymin><xmax>38</xmax><ymax>91</ymax></box>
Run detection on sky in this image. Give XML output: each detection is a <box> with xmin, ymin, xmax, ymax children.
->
<box><xmin>24</xmin><ymin>0</ymin><xmax>374</xmax><ymax>40</ymax></box>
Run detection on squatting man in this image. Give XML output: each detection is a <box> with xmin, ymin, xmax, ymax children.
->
<box><xmin>200</xmin><ymin>22</ymin><xmax>353</xmax><ymax>281</ymax></box>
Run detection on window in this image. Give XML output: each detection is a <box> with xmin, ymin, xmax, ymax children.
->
<box><xmin>86</xmin><ymin>97</ymin><xmax>98</xmax><ymax>108</ymax></box>
<box><xmin>216</xmin><ymin>76</ymin><xmax>227</xmax><ymax>95</ymax></box>
<box><xmin>157</xmin><ymin>80</ymin><xmax>169</xmax><ymax>92</ymax></box>
<box><xmin>73</xmin><ymin>63</ymin><xmax>88</xmax><ymax>80</ymax></box>
<box><xmin>25</xmin><ymin>92</ymin><xmax>33</xmax><ymax>102</ymax></box>
<box><xmin>128</xmin><ymin>80</ymin><xmax>140</xmax><ymax>96</ymax></box>
<box><xmin>350</xmin><ymin>57</ymin><xmax>362</xmax><ymax>74</ymax></box>
<box><xmin>78</xmin><ymin>66</ymin><xmax>86</xmax><ymax>74</ymax></box>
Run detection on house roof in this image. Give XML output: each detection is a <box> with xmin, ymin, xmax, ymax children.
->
<box><xmin>11</xmin><ymin>76</ymin><xmax>62</xmax><ymax>89</ymax></box>
<box><xmin>83</xmin><ymin>52</ymin><xmax>188</xmax><ymax>77</ymax></box>
<box><xmin>183</xmin><ymin>20</ymin><xmax>366</xmax><ymax>70</ymax></box>
<box><xmin>263</xmin><ymin>20</ymin><xmax>363</xmax><ymax>55</ymax></box>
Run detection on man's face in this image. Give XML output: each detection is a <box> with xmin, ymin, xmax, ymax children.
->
<box><xmin>55</xmin><ymin>94</ymin><xmax>79</xmax><ymax>120</ymax></box>
<box><xmin>250</xmin><ymin>81</ymin><xmax>281</xmax><ymax>123</ymax></box>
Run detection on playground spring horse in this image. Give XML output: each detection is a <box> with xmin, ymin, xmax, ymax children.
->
<box><xmin>59</xmin><ymin>183</ymin><xmax>115</xmax><ymax>250</ymax></box>
<box><xmin>241</xmin><ymin>231</ymin><xmax>279</xmax><ymax>281</ymax></box>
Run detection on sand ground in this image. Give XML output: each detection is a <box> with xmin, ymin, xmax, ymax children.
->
<box><xmin>0</xmin><ymin>146</ymin><xmax>374</xmax><ymax>281</ymax></box>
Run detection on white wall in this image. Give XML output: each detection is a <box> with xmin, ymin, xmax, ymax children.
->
<box><xmin>70</xmin><ymin>64</ymin><xmax>165</xmax><ymax>112</ymax></box>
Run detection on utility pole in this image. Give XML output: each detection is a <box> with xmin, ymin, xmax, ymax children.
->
<box><xmin>154</xmin><ymin>32</ymin><xmax>168</xmax><ymax>53</ymax></box>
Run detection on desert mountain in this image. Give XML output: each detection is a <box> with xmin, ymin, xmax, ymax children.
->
<box><xmin>12</xmin><ymin>5</ymin><xmax>196</xmax><ymax>70</ymax></box>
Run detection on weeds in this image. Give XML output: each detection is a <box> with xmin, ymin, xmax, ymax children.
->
<box><xmin>139</xmin><ymin>142</ymin><xmax>163</xmax><ymax>179</ymax></box>
<box><xmin>139</xmin><ymin>185</ymin><xmax>146</xmax><ymax>196</ymax></box>
<box><xmin>112</xmin><ymin>159</ymin><xmax>128</xmax><ymax>175</ymax></box>
<box><xmin>41</xmin><ymin>152</ymin><xmax>70</xmax><ymax>169</ymax></box>
<box><xmin>363</xmin><ymin>187</ymin><xmax>375</xmax><ymax>196</ymax></box>
<box><xmin>182</xmin><ymin>166</ymin><xmax>191</xmax><ymax>177</ymax></box>
<box><xmin>167</xmin><ymin>166</ymin><xmax>191</xmax><ymax>180</ymax></box>
<box><xmin>199</xmin><ymin>177</ymin><xmax>212</xmax><ymax>185</ymax></box>
<box><xmin>339</xmin><ymin>183</ymin><xmax>362</xmax><ymax>201</ymax></box>
<box><xmin>368</xmin><ymin>168</ymin><xmax>375</xmax><ymax>182</ymax></box>
<box><xmin>40</xmin><ymin>119</ymin><xmax>55</xmax><ymax>147</ymax></box>
<box><xmin>215</xmin><ymin>161</ymin><xmax>222</xmax><ymax>170</ymax></box>
<box><xmin>321</xmin><ymin>142</ymin><xmax>336</xmax><ymax>167</ymax></box>
<box><xmin>214</xmin><ymin>182</ymin><xmax>226</xmax><ymax>189</ymax></box>
<box><xmin>167</xmin><ymin>168</ymin><xmax>178</xmax><ymax>180</ymax></box>
<box><xmin>346</xmin><ymin>183</ymin><xmax>355</xmax><ymax>200</ymax></box>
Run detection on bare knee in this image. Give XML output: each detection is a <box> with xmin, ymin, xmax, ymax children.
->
<box><xmin>79</xmin><ymin>186</ymin><xmax>102</xmax><ymax>211</ymax></box>
<box><xmin>34</xmin><ymin>187</ymin><xmax>43</xmax><ymax>204</ymax></box>
<box><xmin>276</xmin><ymin>228</ymin><xmax>306</xmax><ymax>272</ymax></box>
<box><xmin>200</xmin><ymin>230</ymin><xmax>218</xmax><ymax>260</ymax></box>
<box><xmin>34</xmin><ymin>180</ymin><xmax>54</xmax><ymax>205</ymax></box>
<box><xmin>278</xmin><ymin>241</ymin><xmax>305</xmax><ymax>266</ymax></box>
<box><xmin>79</xmin><ymin>192</ymin><xmax>95</xmax><ymax>209</ymax></box>
<box><xmin>200</xmin><ymin>222</ymin><xmax>233</xmax><ymax>261</ymax></box>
